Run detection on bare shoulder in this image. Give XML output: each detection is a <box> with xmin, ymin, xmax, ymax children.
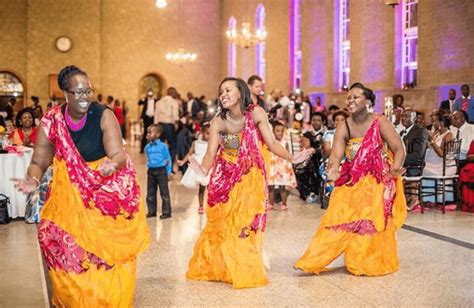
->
<box><xmin>209</xmin><ymin>114</ymin><xmax>225</xmax><ymax>132</ymax></box>
<box><xmin>251</xmin><ymin>105</ymin><xmax>266</xmax><ymax>122</ymax></box>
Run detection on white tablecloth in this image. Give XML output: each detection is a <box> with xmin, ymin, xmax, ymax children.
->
<box><xmin>0</xmin><ymin>149</ymin><xmax>33</xmax><ymax>218</ymax></box>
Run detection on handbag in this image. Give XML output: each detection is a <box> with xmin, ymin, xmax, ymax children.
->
<box><xmin>0</xmin><ymin>193</ymin><xmax>11</xmax><ymax>224</ymax></box>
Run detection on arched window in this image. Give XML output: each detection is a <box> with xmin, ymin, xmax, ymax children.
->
<box><xmin>228</xmin><ymin>17</ymin><xmax>237</xmax><ymax>77</ymax></box>
<box><xmin>290</xmin><ymin>0</ymin><xmax>302</xmax><ymax>90</ymax></box>
<box><xmin>255</xmin><ymin>4</ymin><xmax>266</xmax><ymax>81</ymax></box>
<box><xmin>338</xmin><ymin>0</ymin><xmax>350</xmax><ymax>91</ymax></box>
<box><xmin>0</xmin><ymin>71</ymin><xmax>24</xmax><ymax>97</ymax></box>
<box><xmin>401</xmin><ymin>0</ymin><xmax>418</xmax><ymax>88</ymax></box>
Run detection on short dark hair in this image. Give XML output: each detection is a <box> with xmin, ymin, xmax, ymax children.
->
<box><xmin>272</xmin><ymin>120</ymin><xmax>285</xmax><ymax>129</ymax></box>
<box><xmin>200</xmin><ymin>122</ymin><xmax>210</xmax><ymax>132</ymax></box>
<box><xmin>247</xmin><ymin>75</ymin><xmax>263</xmax><ymax>86</ymax></box>
<box><xmin>149</xmin><ymin>123</ymin><xmax>163</xmax><ymax>134</ymax></box>
<box><xmin>392</xmin><ymin>94</ymin><xmax>404</xmax><ymax>104</ymax></box>
<box><xmin>435</xmin><ymin>112</ymin><xmax>452</xmax><ymax>128</ymax></box>
<box><xmin>456</xmin><ymin>110</ymin><xmax>469</xmax><ymax>122</ymax></box>
<box><xmin>349</xmin><ymin>82</ymin><xmax>376</xmax><ymax>106</ymax></box>
<box><xmin>328</xmin><ymin>104</ymin><xmax>340</xmax><ymax>112</ymax></box>
<box><xmin>58</xmin><ymin>65</ymin><xmax>87</xmax><ymax>91</ymax></box>
<box><xmin>311</xmin><ymin>111</ymin><xmax>327</xmax><ymax>125</ymax></box>
<box><xmin>217</xmin><ymin>77</ymin><xmax>253</xmax><ymax>120</ymax></box>
<box><xmin>15</xmin><ymin>108</ymin><xmax>35</xmax><ymax>128</ymax></box>
<box><xmin>332</xmin><ymin>110</ymin><xmax>349</xmax><ymax>122</ymax></box>
<box><xmin>461</xmin><ymin>84</ymin><xmax>470</xmax><ymax>90</ymax></box>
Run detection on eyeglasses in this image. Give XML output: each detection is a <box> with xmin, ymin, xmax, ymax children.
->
<box><xmin>65</xmin><ymin>88</ymin><xmax>95</xmax><ymax>98</ymax></box>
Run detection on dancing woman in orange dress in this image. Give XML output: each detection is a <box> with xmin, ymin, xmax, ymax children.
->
<box><xmin>186</xmin><ymin>77</ymin><xmax>312</xmax><ymax>289</ymax></box>
<box><xmin>13</xmin><ymin>66</ymin><xmax>150</xmax><ymax>306</ymax></box>
<box><xmin>295</xmin><ymin>82</ymin><xmax>407</xmax><ymax>276</ymax></box>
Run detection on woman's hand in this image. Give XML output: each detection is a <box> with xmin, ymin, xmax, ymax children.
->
<box><xmin>389</xmin><ymin>166</ymin><xmax>406</xmax><ymax>177</ymax></box>
<box><xmin>11</xmin><ymin>177</ymin><xmax>39</xmax><ymax>194</ymax></box>
<box><xmin>177</xmin><ymin>160</ymin><xmax>185</xmax><ymax>167</ymax></box>
<box><xmin>99</xmin><ymin>159</ymin><xmax>118</xmax><ymax>177</ymax></box>
<box><xmin>189</xmin><ymin>155</ymin><xmax>207</xmax><ymax>177</ymax></box>
<box><xmin>326</xmin><ymin>164</ymin><xmax>340</xmax><ymax>182</ymax></box>
<box><xmin>292</xmin><ymin>148</ymin><xmax>315</xmax><ymax>164</ymax></box>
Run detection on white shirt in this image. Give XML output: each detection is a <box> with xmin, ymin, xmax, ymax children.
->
<box><xmin>154</xmin><ymin>95</ymin><xmax>179</xmax><ymax>124</ymax></box>
<box><xmin>400</xmin><ymin>124</ymin><xmax>414</xmax><ymax>138</ymax></box>
<box><xmin>187</xmin><ymin>99</ymin><xmax>194</xmax><ymax>114</ymax></box>
<box><xmin>457</xmin><ymin>122</ymin><xmax>474</xmax><ymax>160</ymax></box>
<box><xmin>394</xmin><ymin>123</ymin><xmax>405</xmax><ymax>134</ymax></box>
<box><xmin>145</xmin><ymin>98</ymin><xmax>155</xmax><ymax>117</ymax></box>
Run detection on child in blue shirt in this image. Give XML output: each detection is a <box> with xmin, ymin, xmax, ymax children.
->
<box><xmin>145</xmin><ymin>124</ymin><xmax>172</xmax><ymax>219</ymax></box>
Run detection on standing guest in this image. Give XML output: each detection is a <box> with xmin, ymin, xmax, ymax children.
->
<box><xmin>322</xmin><ymin>110</ymin><xmax>349</xmax><ymax>157</ymax></box>
<box><xmin>176</xmin><ymin>114</ymin><xmax>193</xmax><ymax>174</ymax></box>
<box><xmin>145</xmin><ymin>124</ymin><xmax>172</xmax><ymax>219</ymax></box>
<box><xmin>452</xmin><ymin>110</ymin><xmax>474</xmax><ymax>169</ymax></box>
<box><xmin>178</xmin><ymin>123</ymin><xmax>211</xmax><ymax>214</ymax></box>
<box><xmin>415</xmin><ymin>111</ymin><xmax>426</xmax><ymax>127</ymax></box>
<box><xmin>46</xmin><ymin>95</ymin><xmax>59</xmax><ymax>112</ymax></box>
<box><xmin>400</xmin><ymin>109</ymin><xmax>428</xmax><ymax>210</ymax></box>
<box><xmin>3</xmin><ymin>97</ymin><xmax>16</xmax><ymax>121</ymax></box>
<box><xmin>440</xmin><ymin>89</ymin><xmax>457</xmax><ymax>112</ymax></box>
<box><xmin>185</xmin><ymin>92</ymin><xmax>196</xmax><ymax>116</ymax></box>
<box><xmin>30</xmin><ymin>95</ymin><xmax>44</xmax><ymax>121</ymax></box>
<box><xmin>138</xmin><ymin>89</ymin><xmax>158</xmax><ymax>153</ymax></box>
<box><xmin>267</xmin><ymin>121</ymin><xmax>297</xmax><ymax>211</ymax></box>
<box><xmin>326</xmin><ymin>104</ymin><xmax>340</xmax><ymax>129</ymax></box>
<box><xmin>154</xmin><ymin>87</ymin><xmax>180</xmax><ymax>166</ymax></box>
<box><xmin>10</xmin><ymin>108</ymin><xmax>38</xmax><ymax>147</ymax></box>
<box><xmin>313</xmin><ymin>96</ymin><xmax>325</xmax><ymax>113</ymax></box>
<box><xmin>455</xmin><ymin>84</ymin><xmax>474</xmax><ymax>124</ymax></box>
<box><xmin>11</xmin><ymin>65</ymin><xmax>150</xmax><ymax>306</ymax></box>
<box><xmin>96</xmin><ymin>93</ymin><xmax>104</xmax><ymax>105</ymax></box>
<box><xmin>186</xmin><ymin>77</ymin><xmax>312</xmax><ymax>289</ymax></box>
<box><xmin>295</xmin><ymin>82</ymin><xmax>407</xmax><ymax>277</ymax></box>
<box><xmin>393</xmin><ymin>94</ymin><xmax>405</xmax><ymax>108</ymax></box>
<box><xmin>392</xmin><ymin>107</ymin><xmax>405</xmax><ymax>133</ymax></box>
<box><xmin>247</xmin><ymin>75</ymin><xmax>266</xmax><ymax>111</ymax></box>
<box><xmin>106</xmin><ymin>95</ymin><xmax>114</xmax><ymax>109</ymax></box>
<box><xmin>114</xmin><ymin>99</ymin><xmax>125</xmax><ymax>138</ymax></box>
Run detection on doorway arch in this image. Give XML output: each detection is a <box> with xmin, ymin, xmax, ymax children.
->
<box><xmin>139</xmin><ymin>73</ymin><xmax>166</xmax><ymax>99</ymax></box>
<box><xmin>0</xmin><ymin>70</ymin><xmax>26</xmax><ymax>111</ymax></box>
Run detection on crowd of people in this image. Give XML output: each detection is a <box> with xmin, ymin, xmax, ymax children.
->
<box><xmin>1</xmin><ymin>65</ymin><xmax>473</xmax><ymax>303</ymax></box>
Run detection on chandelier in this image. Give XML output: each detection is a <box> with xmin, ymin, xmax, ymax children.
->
<box><xmin>162</xmin><ymin>0</ymin><xmax>198</xmax><ymax>64</ymax></box>
<box><xmin>165</xmin><ymin>48</ymin><xmax>197</xmax><ymax>64</ymax></box>
<box><xmin>226</xmin><ymin>22</ymin><xmax>267</xmax><ymax>49</ymax></box>
<box><xmin>155</xmin><ymin>0</ymin><xmax>167</xmax><ymax>9</ymax></box>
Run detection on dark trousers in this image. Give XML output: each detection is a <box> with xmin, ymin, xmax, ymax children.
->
<box><xmin>146</xmin><ymin>167</ymin><xmax>171</xmax><ymax>215</ymax></box>
<box><xmin>141</xmin><ymin>116</ymin><xmax>154</xmax><ymax>153</ymax></box>
<box><xmin>159</xmin><ymin>122</ymin><xmax>177</xmax><ymax>165</ymax></box>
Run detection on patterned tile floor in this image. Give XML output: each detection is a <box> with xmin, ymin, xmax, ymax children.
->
<box><xmin>1</xmin><ymin>147</ymin><xmax>473</xmax><ymax>307</ymax></box>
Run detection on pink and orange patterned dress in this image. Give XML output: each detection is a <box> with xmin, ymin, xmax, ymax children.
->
<box><xmin>38</xmin><ymin>106</ymin><xmax>150</xmax><ymax>306</ymax></box>
<box><xmin>268</xmin><ymin>138</ymin><xmax>297</xmax><ymax>187</ymax></box>
<box><xmin>295</xmin><ymin>117</ymin><xmax>407</xmax><ymax>276</ymax></box>
<box><xmin>186</xmin><ymin>106</ymin><xmax>269</xmax><ymax>289</ymax></box>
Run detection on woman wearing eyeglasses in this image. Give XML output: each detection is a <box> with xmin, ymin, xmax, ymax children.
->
<box><xmin>12</xmin><ymin>66</ymin><xmax>150</xmax><ymax>306</ymax></box>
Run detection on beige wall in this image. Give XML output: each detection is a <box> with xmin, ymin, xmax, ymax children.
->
<box><xmin>222</xmin><ymin>0</ymin><xmax>290</xmax><ymax>93</ymax></box>
<box><xmin>1</xmin><ymin>0</ymin><xmax>473</xmax><ymax>121</ymax></box>
<box><xmin>0</xmin><ymin>0</ymin><xmax>222</xmax><ymax>120</ymax></box>
<box><xmin>0</xmin><ymin>0</ymin><xmax>28</xmax><ymax>104</ymax></box>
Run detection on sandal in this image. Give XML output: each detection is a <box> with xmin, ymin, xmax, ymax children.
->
<box><xmin>198</xmin><ymin>207</ymin><xmax>204</xmax><ymax>214</ymax></box>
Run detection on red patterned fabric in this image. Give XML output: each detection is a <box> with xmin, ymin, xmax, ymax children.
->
<box><xmin>38</xmin><ymin>220</ymin><xmax>113</xmax><ymax>273</ymax></box>
<box><xmin>40</xmin><ymin>107</ymin><xmax>140</xmax><ymax>219</ymax></box>
<box><xmin>330</xmin><ymin>118</ymin><xmax>397</xmax><ymax>233</ymax></box>
<box><xmin>207</xmin><ymin>106</ymin><xmax>267</xmax><ymax>207</ymax></box>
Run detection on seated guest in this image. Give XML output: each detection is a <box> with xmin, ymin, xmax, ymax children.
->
<box><xmin>452</xmin><ymin>110</ymin><xmax>474</xmax><ymax>169</ymax></box>
<box><xmin>400</xmin><ymin>109</ymin><xmax>428</xmax><ymax>210</ymax></box>
<box><xmin>459</xmin><ymin>141</ymin><xmax>474</xmax><ymax>213</ymax></box>
<box><xmin>10</xmin><ymin>108</ymin><xmax>37</xmax><ymax>147</ymax></box>
<box><xmin>295</xmin><ymin>112</ymin><xmax>326</xmax><ymax>203</ymax></box>
<box><xmin>422</xmin><ymin>112</ymin><xmax>456</xmax><ymax>205</ymax></box>
<box><xmin>322</xmin><ymin>110</ymin><xmax>349</xmax><ymax>157</ymax></box>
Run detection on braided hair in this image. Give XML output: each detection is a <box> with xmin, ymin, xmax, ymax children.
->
<box><xmin>349</xmin><ymin>82</ymin><xmax>376</xmax><ymax>107</ymax></box>
<box><xmin>217</xmin><ymin>77</ymin><xmax>253</xmax><ymax>120</ymax></box>
<box><xmin>57</xmin><ymin>65</ymin><xmax>87</xmax><ymax>91</ymax></box>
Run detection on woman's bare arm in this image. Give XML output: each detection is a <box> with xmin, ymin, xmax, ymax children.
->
<box><xmin>379</xmin><ymin>116</ymin><xmax>406</xmax><ymax>173</ymax></box>
<box><xmin>27</xmin><ymin>126</ymin><xmax>54</xmax><ymax>181</ymax></box>
<box><xmin>200</xmin><ymin>116</ymin><xmax>223</xmax><ymax>174</ymax></box>
<box><xmin>101</xmin><ymin>108</ymin><xmax>127</xmax><ymax>170</ymax></box>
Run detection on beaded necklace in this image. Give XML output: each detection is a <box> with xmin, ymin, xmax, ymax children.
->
<box><xmin>65</xmin><ymin>105</ymin><xmax>87</xmax><ymax>131</ymax></box>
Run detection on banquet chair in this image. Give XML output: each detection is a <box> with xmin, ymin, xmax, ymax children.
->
<box><xmin>129</xmin><ymin>119</ymin><xmax>143</xmax><ymax>148</ymax></box>
<box><xmin>403</xmin><ymin>139</ymin><xmax>428</xmax><ymax>213</ymax></box>
<box><xmin>421</xmin><ymin>140</ymin><xmax>462</xmax><ymax>214</ymax></box>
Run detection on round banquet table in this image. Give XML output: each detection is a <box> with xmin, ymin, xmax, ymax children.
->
<box><xmin>0</xmin><ymin>148</ymin><xmax>33</xmax><ymax>218</ymax></box>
